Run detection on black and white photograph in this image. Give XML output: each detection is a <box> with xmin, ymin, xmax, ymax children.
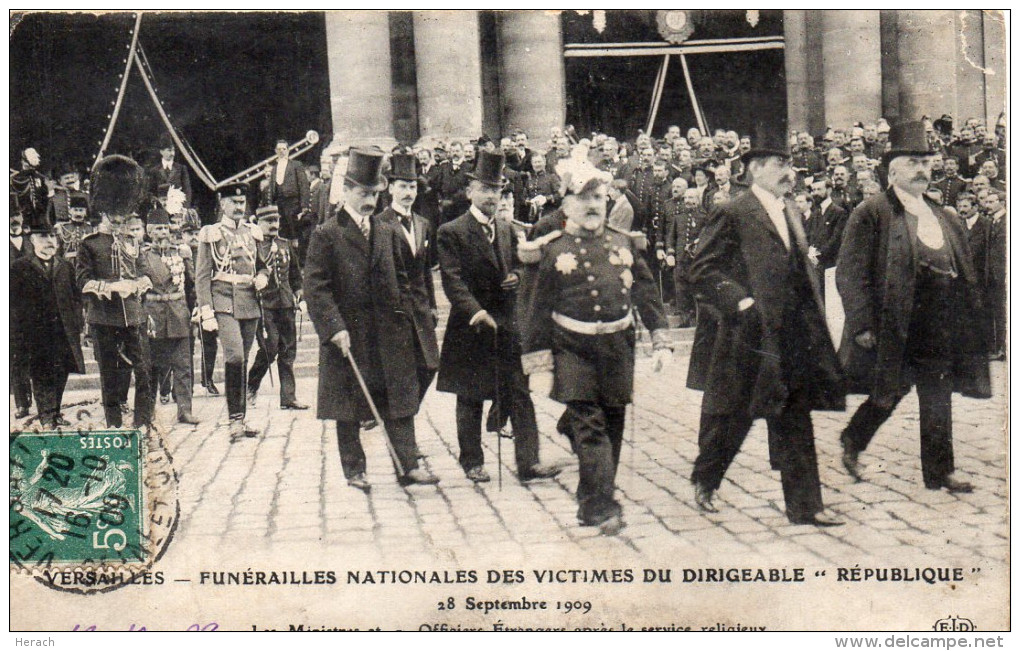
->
<box><xmin>8</xmin><ymin>8</ymin><xmax>1009</xmax><ymax>637</ymax></box>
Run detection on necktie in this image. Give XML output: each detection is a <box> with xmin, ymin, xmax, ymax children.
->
<box><xmin>482</xmin><ymin>220</ymin><xmax>494</xmax><ymax>244</ymax></box>
<box><xmin>400</xmin><ymin>215</ymin><xmax>412</xmax><ymax>232</ymax></box>
<box><xmin>360</xmin><ymin>217</ymin><xmax>371</xmax><ymax>240</ymax></box>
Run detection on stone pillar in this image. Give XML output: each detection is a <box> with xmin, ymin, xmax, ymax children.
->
<box><xmin>413</xmin><ymin>10</ymin><xmax>483</xmax><ymax>141</ymax></box>
<box><xmin>783</xmin><ymin>10</ymin><xmax>810</xmax><ymax>133</ymax></box>
<box><xmin>497</xmin><ymin>11</ymin><xmax>565</xmax><ymax>140</ymax></box>
<box><xmin>821</xmin><ymin>10</ymin><xmax>882</xmax><ymax>127</ymax></box>
<box><xmin>324</xmin><ymin>12</ymin><xmax>395</xmax><ymax>148</ymax></box>
<box><xmin>896</xmin><ymin>10</ymin><xmax>958</xmax><ymax>121</ymax></box>
<box><xmin>954</xmin><ymin>10</ymin><xmax>986</xmax><ymax>124</ymax></box>
<box><xmin>981</xmin><ymin>10</ymin><xmax>1006</xmax><ymax>126</ymax></box>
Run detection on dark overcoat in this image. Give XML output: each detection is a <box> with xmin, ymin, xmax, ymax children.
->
<box><xmin>436</xmin><ymin>211</ymin><xmax>523</xmax><ymax>401</ymax></box>
<box><xmin>11</xmin><ymin>255</ymin><xmax>86</xmax><ymax>374</ymax></box>
<box><xmin>304</xmin><ymin>210</ymin><xmax>420</xmax><ymax>421</ymax></box>
<box><xmin>686</xmin><ymin>190</ymin><xmax>845</xmax><ymax>418</ymax></box>
<box><xmin>835</xmin><ymin>187</ymin><xmax>991</xmax><ymax>402</ymax></box>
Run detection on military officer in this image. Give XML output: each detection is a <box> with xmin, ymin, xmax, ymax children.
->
<box><xmin>195</xmin><ymin>181</ymin><xmax>267</xmax><ymax>440</ymax></box>
<box><xmin>46</xmin><ymin>162</ymin><xmax>88</xmax><ymax>225</ymax></box>
<box><xmin>523</xmin><ymin>152</ymin><xmax>562</xmax><ymax>223</ymax></box>
<box><xmin>76</xmin><ymin>155</ymin><xmax>155</xmax><ymax>429</ymax></box>
<box><xmin>246</xmin><ymin>205</ymin><xmax>308</xmax><ymax>410</ymax></box>
<box><xmin>376</xmin><ymin>153</ymin><xmax>440</xmax><ymax>406</ymax></box>
<box><xmin>518</xmin><ymin>158</ymin><xmax>672</xmax><ymax>535</ymax></box>
<box><xmin>55</xmin><ymin>194</ymin><xmax>95</xmax><ymax>261</ymax></box>
<box><xmin>140</xmin><ymin>206</ymin><xmax>200</xmax><ymax>425</ymax></box>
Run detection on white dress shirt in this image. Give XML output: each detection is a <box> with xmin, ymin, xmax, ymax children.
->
<box><xmin>893</xmin><ymin>186</ymin><xmax>943</xmax><ymax>249</ymax></box>
<box><xmin>751</xmin><ymin>183</ymin><xmax>790</xmax><ymax>250</ymax></box>
<box><xmin>275</xmin><ymin>158</ymin><xmax>289</xmax><ymax>186</ymax></box>
<box><xmin>344</xmin><ymin>204</ymin><xmax>370</xmax><ymax>238</ymax></box>
<box><xmin>391</xmin><ymin>204</ymin><xmax>416</xmax><ymax>255</ymax></box>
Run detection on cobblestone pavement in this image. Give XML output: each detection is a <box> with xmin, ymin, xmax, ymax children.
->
<box><xmin>47</xmin><ymin>353</ymin><xmax>1008</xmax><ymax>570</ymax></box>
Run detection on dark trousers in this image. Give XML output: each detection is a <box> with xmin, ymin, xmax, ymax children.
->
<box><xmin>247</xmin><ymin>308</ymin><xmax>297</xmax><ymax>404</ymax></box>
<box><xmin>455</xmin><ymin>386</ymin><xmax>540</xmax><ymax>473</ymax></box>
<box><xmin>841</xmin><ymin>361</ymin><xmax>955</xmax><ymax>486</ymax></box>
<box><xmin>277</xmin><ymin>195</ymin><xmax>302</xmax><ymax>240</ymax></box>
<box><xmin>216</xmin><ymin>315</ymin><xmax>257</xmax><ymax>420</ymax></box>
<box><xmin>673</xmin><ymin>263</ymin><xmax>696</xmax><ymax>326</ymax></box>
<box><xmin>11</xmin><ymin>351</ymin><xmax>33</xmax><ymax>412</ymax></box>
<box><xmin>150</xmin><ymin>337</ymin><xmax>193</xmax><ymax>417</ymax></box>
<box><xmin>336</xmin><ymin>416</ymin><xmax>418</xmax><ymax>479</ymax></box>
<box><xmin>92</xmin><ymin>324</ymin><xmax>153</xmax><ymax>428</ymax></box>
<box><xmin>568</xmin><ymin>401</ymin><xmax>626</xmax><ymax>523</ymax></box>
<box><xmin>691</xmin><ymin>398</ymin><xmax>824</xmax><ymax>521</ymax></box>
<box><xmin>30</xmin><ymin>359</ymin><xmax>70</xmax><ymax>425</ymax></box>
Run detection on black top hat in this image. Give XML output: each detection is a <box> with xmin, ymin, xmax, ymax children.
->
<box><xmin>389</xmin><ymin>153</ymin><xmax>418</xmax><ymax>182</ymax></box>
<box><xmin>158</xmin><ymin>132</ymin><xmax>175</xmax><ymax>151</ymax></box>
<box><xmin>882</xmin><ymin>121</ymin><xmax>934</xmax><ymax>166</ymax></box>
<box><xmin>218</xmin><ymin>182</ymin><xmax>250</xmax><ymax>199</ymax></box>
<box><xmin>344</xmin><ymin>148</ymin><xmax>387</xmax><ymax>191</ymax></box>
<box><xmin>24</xmin><ymin>206</ymin><xmax>55</xmax><ymax>234</ymax></box>
<box><xmin>91</xmin><ymin>155</ymin><xmax>147</xmax><ymax>218</ymax></box>
<box><xmin>740</xmin><ymin>132</ymin><xmax>790</xmax><ymax>165</ymax></box>
<box><xmin>467</xmin><ymin>150</ymin><xmax>507</xmax><ymax>188</ymax></box>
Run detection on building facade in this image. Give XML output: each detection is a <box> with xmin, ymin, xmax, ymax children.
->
<box><xmin>323</xmin><ymin>10</ymin><xmax>1006</xmax><ymax>148</ymax></box>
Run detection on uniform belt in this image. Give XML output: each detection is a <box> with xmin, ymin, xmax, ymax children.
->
<box><xmin>147</xmin><ymin>292</ymin><xmax>185</xmax><ymax>302</ymax></box>
<box><xmin>552</xmin><ymin>311</ymin><xmax>633</xmax><ymax>335</ymax></box>
<box><xmin>212</xmin><ymin>272</ymin><xmax>254</xmax><ymax>285</ymax></box>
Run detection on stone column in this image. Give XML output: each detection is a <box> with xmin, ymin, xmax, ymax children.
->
<box><xmin>981</xmin><ymin>10</ymin><xmax>1006</xmax><ymax>126</ymax></box>
<box><xmin>324</xmin><ymin>11</ymin><xmax>395</xmax><ymax>148</ymax></box>
<box><xmin>497</xmin><ymin>11</ymin><xmax>565</xmax><ymax>140</ymax></box>
<box><xmin>896</xmin><ymin>10</ymin><xmax>958</xmax><ymax>121</ymax></box>
<box><xmin>413</xmin><ymin>10</ymin><xmax>483</xmax><ymax>142</ymax></box>
<box><xmin>821</xmin><ymin>10</ymin><xmax>882</xmax><ymax>127</ymax></box>
<box><xmin>783</xmin><ymin>10</ymin><xmax>810</xmax><ymax>133</ymax></box>
<box><xmin>954</xmin><ymin>10</ymin><xmax>986</xmax><ymax>124</ymax></box>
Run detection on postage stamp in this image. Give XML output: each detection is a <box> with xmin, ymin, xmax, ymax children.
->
<box><xmin>9</xmin><ymin>427</ymin><xmax>180</xmax><ymax>594</ymax></box>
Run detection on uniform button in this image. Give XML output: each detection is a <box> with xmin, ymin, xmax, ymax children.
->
<box><xmin>580</xmin><ymin>248</ymin><xmax>587</xmax><ymax>255</ymax></box>
<box><xmin>584</xmin><ymin>261</ymin><xmax>591</xmax><ymax>269</ymax></box>
<box><xmin>621</xmin><ymin>288</ymin><xmax>628</xmax><ymax>294</ymax></box>
<box><xmin>587</xmin><ymin>275</ymin><xmax>595</xmax><ymax>282</ymax></box>
<box><xmin>593</xmin><ymin>305</ymin><xmax>601</xmax><ymax>312</ymax></box>
<box><xmin>591</xmin><ymin>290</ymin><xmax>599</xmax><ymax>297</ymax></box>
<box><xmin>575</xmin><ymin>237</ymin><xmax>582</xmax><ymax>243</ymax></box>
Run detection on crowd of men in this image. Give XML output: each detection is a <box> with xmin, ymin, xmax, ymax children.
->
<box><xmin>9</xmin><ymin>108</ymin><xmax>1006</xmax><ymax>535</ymax></box>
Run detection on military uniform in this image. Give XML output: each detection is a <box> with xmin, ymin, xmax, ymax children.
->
<box><xmin>77</xmin><ymin>223</ymin><xmax>154</xmax><ymax>428</ymax></box>
<box><xmin>659</xmin><ymin>199</ymin><xmax>707</xmax><ymax>326</ymax></box>
<box><xmin>141</xmin><ymin>236</ymin><xmax>197</xmax><ymax>423</ymax></box>
<box><xmin>931</xmin><ymin>174</ymin><xmax>968</xmax><ymax>208</ymax></box>
<box><xmin>519</xmin><ymin>222</ymin><xmax>670</xmax><ymax>527</ymax></box>
<box><xmin>55</xmin><ymin>219</ymin><xmax>95</xmax><ymax>261</ymax></box>
<box><xmin>247</xmin><ymin>233</ymin><xmax>303</xmax><ymax>406</ymax></box>
<box><xmin>523</xmin><ymin>170</ymin><xmax>562</xmax><ymax>222</ymax></box>
<box><xmin>195</xmin><ymin>214</ymin><xmax>265</xmax><ymax>433</ymax></box>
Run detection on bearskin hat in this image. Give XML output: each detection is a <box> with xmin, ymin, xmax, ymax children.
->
<box><xmin>90</xmin><ymin>155</ymin><xmax>146</xmax><ymax>218</ymax></box>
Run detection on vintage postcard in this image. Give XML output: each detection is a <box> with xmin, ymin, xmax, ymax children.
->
<box><xmin>9</xmin><ymin>9</ymin><xmax>1009</xmax><ymax>634</ymax></box>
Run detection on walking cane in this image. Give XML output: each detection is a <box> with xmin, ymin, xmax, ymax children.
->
<box><xmin>197</xmin><ymin>324</ymin><xmax>209</xmax><ymax>390</ymax></box>
<box><xmin>492</xmin><ymin>326</ymin><xmax>503</xmax><ymax>491</ymax></box>
<box><xmin>344</xmin><ymin>348</ymin><xmax>405</xmax><ymax>477</ymax></box>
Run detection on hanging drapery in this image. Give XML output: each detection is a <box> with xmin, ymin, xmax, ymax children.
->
<box><xmin>644</xmin><ymin>55</ymin><xmax>670</xmax><ymax>135</ymax></box>
<box><xmin>94</xmin><ymin>13</ymin><xmax>142</xmax><ymax>166</ymax></box>
<box><xmin>679</xmin><ymin>53</ymin><xmax>709</xmax><ymax>136</ymax></box>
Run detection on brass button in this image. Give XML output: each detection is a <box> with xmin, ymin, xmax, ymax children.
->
<box><xmin>587</xmin><ymin>275</ymin><xmax>595</xmax><ymax>282</ymax></box>
<box><xmin>593</xmin><ymin>305</ymin><xmax>601</xmax><ymax>312</ymax></box>
<box><xmin>621</xmin><ymin>288</ymin><xmax>628</xmax><ymax>294</ymax></box>
<box><xmin>575</xmin><ymin>237</ymin><xmax>582</xmax><ymax>243</ymax></box>
<box><xmin>580</xmin><ymin>248</ymin><xmax>587</xmax><ymax>255</ymax></box>
<box><xmin>584</xmin><ymin>261</ymin><xmax>591</xmax><ymax>269</ymax></box>
<box><xmin>591</xmin><ymin>290</ymin><xmax>599</xmax><ymax>297</ymax></box>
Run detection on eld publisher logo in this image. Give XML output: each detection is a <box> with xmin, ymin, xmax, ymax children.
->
<box><xmin>932</xmin><ymin>616</ymin><xmax>975</xmax><ymax>632</ymax></box>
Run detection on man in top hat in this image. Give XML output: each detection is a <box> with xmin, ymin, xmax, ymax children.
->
<box><xmin>436</xmin><ymin>150</ymin><xmax>560</xmax><ymax>484</ymax></box>
<box><xmin>686</xmin><ymin>134</ymin><xmax>846</xmax><ymax>526</ymax></box>
<box><xmin>139</xmin><ymin>204</ymin><xmax>200</xmax><ymax>425</ymax></box>
<box><xmin>376</xmin><ymin>153</ymin><xmax>440</xmax><ymax>407</ymax></box>
<box><xmin>55</xmin><ymin>193</ymin><xmax>95</xmax><ymax>261</ymax></box>
<box><xmin>837</xmin><ymin>121</ymin><xmax>991</xmax><ymax>493</ymax></box>
<box><xmin>195</xmin><ymin>181</ymin><xmax>267</xmax><ymax>440</ymax></box>
<box><xmin>246</xmin><ymin>205</ymin><xmax>308</xmax><ymax>410</ymax></box>
<box><xmin>517</xmin><ymin>159</ymin><xmax>672</xmax><ymax>534</ymax></box>
<box><xmin>11</xmin><ymin>208</ymin><xmax>86</xmax><ymax>428</ymax></box>
<box><xmin>77</xmin><ymin>155</ymin><xmax>155</xmax><ymax>429</ymax></box>
<box><xmin>147</xmin><ymin>132</ymin><xmax>193</xmax><ymax>207</ymax></box>
<box><xmin>267</xmin><ymin>138</ymin><xmax>312</xmax><ymax>244</ymax></box>
<box><xmin>305</xmin><ymin>147</ymin><xmax>439</xmax><ymax>489</ymax></box>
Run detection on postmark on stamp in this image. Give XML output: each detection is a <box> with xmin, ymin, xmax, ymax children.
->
<box><xmin>9</xmin><ymin>426</ymin><xmax>180</xmax><ymax>594</ymax></box>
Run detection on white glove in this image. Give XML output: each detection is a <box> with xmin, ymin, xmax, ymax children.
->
<box><xmin>529</xmin><ymin>371</ymin><xmax>554</xmax><ymax>397</ymax></box>
<box><xmin>656</xmin><ymin>249</ymin><xmax>665</xmax><ymax>261</ymax></box>
<box><xmin>651</xmin><ymin>348</ymin><xmax>672</xmax><ymax>373</ymax></box>
<box><xmin>134</xmin><ymin>276</ymin><xmax>153</xmax><ymax>295</ymax></box>
<box><xmin>666</xmin><ymin>255</ymin><xmax>676</xmax><ymax>267</ymax></box>
<box><xmin>254</xmin><ymin>273</ymin><xmax>269</xmax><ymax>291</ymax></box>
<box><xmin>201</xmin><ymin>316</ymin><xmax>218</xmax><ymax>332</ymax></box>
<box><xmin>807</xmin><ymin>246</ymin><xmax>820</xmax><ymax>266</ymax></box>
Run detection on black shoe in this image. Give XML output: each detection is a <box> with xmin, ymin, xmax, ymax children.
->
<box><xmin>400</xmin><ymin>468</ymin><xmax>440</xmax><ymax>486</ymax></box>
<box><xmin>53</xmin><ymin>416</ymin><xmax>72</xmax><ymax>427</ymax></box>
<box><xmin>204</xmin><ymin>381</ymin><xmax>220</xmax><ymax>396</ymax></box>
<box><xmin>841</xmin><ymin>444</ymin><xmax>864</xmax><ymax>482</ymax></box>
<box><xmin>160</xmin><ymin>394</ymin><xmax>171</xmax><ymax>405</ymax></box>
<box><xmin>247</xmin><ymin>389</ymin><xmax>258</xmax><ymax>405</ymax></box>
<box><xmin>694</xmin><ymin>483</ymin><xmax>718</xmax><ymax>513</ymax></box>
<box><xmin>15</xmin><ymin>408</ymin><xmax>30</xmax><ymax>419</ymax></box>
<box><xmin>789</xmin><ymin>510</ymin><xmax>844</xmax><ymax>527</ymax></box>
<box><xmin>281</xmin><ymin>401</ymin><xmax>309</xmax><ymax>410</ymax></box>
<box><xmin>519</xmin><ymin>464</ymin><xmax>561</xmax><ymax>482</ymax></box>
<box><xmin>926</xmin><ymin>475</ymin><xmax>974</xmax><ymax>494</ymax></box>
<box><xmin>466</xmin><ymin>466</ymin><xmax>491</xmax><ymax>483</ymax></box>
<box><xmin>347</xmin><ymin>473</ymin><xmax>371</xmax><ymax>492</ymax></box>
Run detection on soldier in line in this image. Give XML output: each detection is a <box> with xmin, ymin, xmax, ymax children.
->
<box><xmin>11</xmin><ymin>208</ymin><xmax>85</xmax><ymax>429</ymax></box>
<box><xmin>140</xmin><ymin>206</ymin><xmax>200</xmax><ymax>425</ymax></box>
<box><xmin>55</xmin><ymin>194</ymin><xmax>95</xmax><ymax>261</ymax></box>
<box><xmin>195</xmin><ymin>182</ymin><xmax>267</xmax><ymax>440</ymax></box>
<box><xmin>246</xmin><ymin>205</ymin><xmax>309</xmax><ymax>410</ymax></box>
<box><xmin>76</xmin><ymin>155</ymin><xmax>155</xmax><ymax>429</ymax></box>
<box><xmin>518</xmin><ymin>158</ymin><xmax>672</xmax><ymax>535</ymax></box>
